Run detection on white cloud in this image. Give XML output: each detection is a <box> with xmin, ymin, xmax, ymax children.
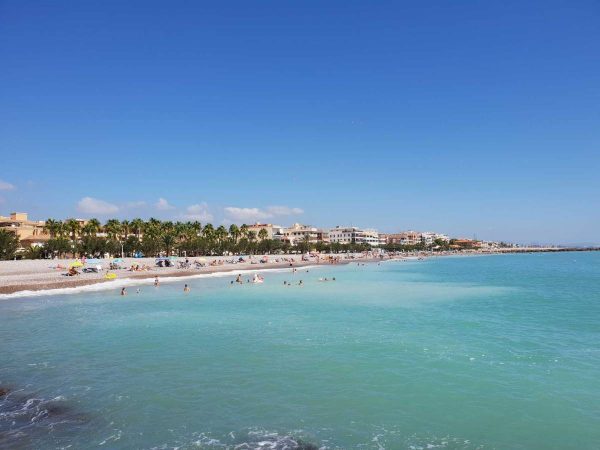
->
<box><xmin>124</xmin><ymin>200</ymin><xmax>147</xmax><ymax>208</ymax></box>
<box><xmin>181</xmin><ymin>203</ymin><xmax>213</xmax><ymax>222</ymax></box>
<box><xmin>266</xmin><ymin>206</ymin><xmax>304</xmax><ymax>216</ymax></box>
<box><xmin>0</xmin><ymin>180</ymin><xmax>15</xmax><ymax>191</ymax></box>
<box><xmin>155</xmin><ymin>198</ymin><xmax>175</xmax><ymax>211</ymax></box>
<box><xmin>223</xmin><ymin>205</ymin><xmax>303</xmax><ymax>223</ymax></box>
<box><xmin>224</xmin><ymin>207</ymin><xmax>272</xmax><ymax>223</ymax></box>
<box><xmin>77</xmin><ymin>197</ymin><xmax>119</xmax><ymax>215</ymax></box>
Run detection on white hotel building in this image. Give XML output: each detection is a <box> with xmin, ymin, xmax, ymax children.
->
<box><xmin>328</xmin><ymin>226</ymin><xmax>381</xmax><ymax>246</ymax></box>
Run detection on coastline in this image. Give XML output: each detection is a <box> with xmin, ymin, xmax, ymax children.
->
<box><xmin>0</xmin><ymin>254</ymin><xmax>379</xmax><ymax>298</ymax></box>
<box><xmin>0</xmin><ymin>248</ymin><xmax>594</xmax><ymax>299</ymax></box>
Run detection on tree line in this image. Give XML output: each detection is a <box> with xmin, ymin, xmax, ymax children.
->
<box><xmin>0</xmin><ymin>218</ymin><xmax>374</xmax><ymax>260</ymax></box>
<box><xmin>0</xmin><ymin>218</ymin><xmax>484</xmax><ymax>260</ymax></box>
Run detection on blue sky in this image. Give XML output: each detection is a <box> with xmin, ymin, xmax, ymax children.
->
<box><xmin>1</xmin><ymin>1</ymin><xmax>599</xmax><ymax>244</ymax></box>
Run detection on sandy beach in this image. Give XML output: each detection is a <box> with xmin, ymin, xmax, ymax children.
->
<box><xmin>0</xmin><ymin>253</ymin><xmax>386</xmax><ymax>296</ymax></box>
<box><xmin>1</xmin><ymin>248</ymin><xmax>587</xmax><ymax>296</ymax></box>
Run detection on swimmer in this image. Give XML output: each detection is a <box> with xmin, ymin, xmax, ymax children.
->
<box><xmin>332</xmin><ymin>277</ymin><xmax>336</xmax><ymax>281</ymax></box>
<box><xmin>120</xmin><ymin>287</ymin><xmax>127</xmax><ymax>296</ymax></box>
<box><xmin>136</xmin><ymin>288</ymin><xmax>140</xmax><ymax>294</ymax></box>
<box><xmin>154</xmin><ymin>276</ymin><xmax>159</xmax><ymax>287</ymax></box>
<box><xmin>299</xmin><ymin>280</ymin><xmax>303</xmax><ymax>286</ymax></box>
<box><xmin>184</xmin><ymin>284</ymin><xmax>190</xmax><ymax>293</ymax></box>
<box><xmin>284</xmin><ymin>281</ymin><xmax>287</xmax><ymax>285</ymax></box>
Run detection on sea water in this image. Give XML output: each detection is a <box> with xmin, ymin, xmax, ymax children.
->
<box><xmin>1</xmin><ymin>253</ymin><xmax>599</xmax><ymax>449</ymax></box>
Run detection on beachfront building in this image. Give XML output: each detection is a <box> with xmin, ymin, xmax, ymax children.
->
<box><xmin>384</xmin><ymin>231</ymin><xmax>421</xmax><ymax>246</ymax></box>
<box><xmin>478</xmin><ymin>240</ymin><xmax>500</xmax><ymax>250</ymax></box>
<box><xmin>246</xmin><ymin>223</ymin><xmax>284</xmax><ymax>240</ymax></box>
<box><xmin>281</xmin><ymin>223</ymin><xmax>327</xmax><ymax>245</ymax></box>
<box><xmin>0</xmin><ymin>212</ymin><xmax>50</xmax><ymax>247</ymax></box>
<box><xmin>362</xmin><ymin>229</ymin><xmax>381</xmax><ymax>246</ymax></box>
<box><xmin>384</xmin><ymin>231</ymin><xmax>450</xmax><ymax>246</ymax></box>
<box><xmin>451</xmin><ymin>239</ymin><xmax>481</xmax><ymax>250</ymax></box>
<box><xmin>328</xmin><ymin>226</ymin><xmax>381</xmax><ymax>246</ymax></box>
<box><xmin>421</xmin><ymin>232</ymin><xmax>450</xmax><ymax>245</ymax></box>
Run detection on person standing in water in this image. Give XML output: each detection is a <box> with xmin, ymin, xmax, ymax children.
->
<box><xmin>184</xmin><ymin>284</ymin><xmax>190</xmax><ymax>293</ymax></box>
<box><xmin>120</xmin><ymin>287</ymin><xmax>127</xmax><ymax>296</ymax></box>
<box><xmin>154</xmin><ymin>276</ymin><xmax>159</xmax><ymax>287</ymax></box>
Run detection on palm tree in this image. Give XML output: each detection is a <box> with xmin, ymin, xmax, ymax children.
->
<box><xmin>240</xmin><ymin>224</ymin><xmax>249</xmax><ymax>239</ymax></box>
<box><xmin>120</xmin><ymin>220</ymin><xmax>130</xmax><ymax>242</ymax></box>
<box><xmin>0</xmin><ymin>229</ymin><xmax>19</xmax><ymax>260</ymax></box>
<box><xmin>202</xmin><ymin>223</ymin><xmax>214</xmax><ymax>240</ymax></box>
<box><xmin>81</xmin><ymin>218</ymin><xmax>101</xmax><ymax>237</ymax></box>
<box><xmin>130</xmin><ymin>218</ymin><xmax>145</xmax><ymax>240</ymax></box>
<box><xmin>258</xmin><ymin>228</ymin><xmax>268</xmax><ymax>241</ymax></box>
<box><xmin>215</xmin><ymin>225</ymin><xmax>227</xmax><ymax>243</ymax></box>
<box><xmin>64</xmin><ymin>218</ymin><xmax>81</xmax><ymax>242</ymax></box>
<box><xmin>162</xmin><ymin>232</ymin><xmax>176</xmax><ymax>256</ymax></box>
<box><xmin>44</xmin><ymin>219</ymin><xmax>62</xmax><ymax>238</ymax></box>
<box><xmin>104</xmin><ymin>219</ymin><xmax>122</xmax><ymax>240</ymax></box>
<box><xmin>229</xmin><ymin>224</ymin><xmax>240</xmax><ymax>243</ymax></box>
<box><xmin>144</xmin><ymin>218</ymin><xmax>162</xmax><ymax>239</ymax></box>
<box><xmin>88</xmin><ymin>218</ymin><xmax>101</xmax><ymax>235</ymax></box>
<box><xmin>190</xmin><ymin>221</ymin><xmax>202</xmax><ymax>237</ymax></box>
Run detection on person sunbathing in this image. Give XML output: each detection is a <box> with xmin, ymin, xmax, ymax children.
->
<box><xmin>66</xmin><ymin>267</ymin><xmax>80</xmax><ymax>276</ymax></box>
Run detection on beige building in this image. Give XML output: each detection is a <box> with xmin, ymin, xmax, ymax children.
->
<box><xmin>246</xmin><ymin>223</ymin><xmax>283</xmax><ymax>240</ymax></box>
<box><xmin>384</xmin><ymin>231</ymin><xmax>422</xmax><ymax>245</ymax></box>
<box><xmin>0</xmin><ymin>212</ymin><xmax>50</xmax><ymax>247</ymax></box>
<box><xmin>281</xmin><ymin>223</ymin><xmax>328</xmax><ymax>245</ymax></box>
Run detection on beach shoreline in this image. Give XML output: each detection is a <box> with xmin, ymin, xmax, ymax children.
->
<box><xmin>0</xmin><ymin>254</ymin><xmax>386</xmax><ymax>297</ymax></box>
<box><xmin>1</xmin><ymin>248</ymin><xmax>594</xmax><ymax>298</ymax></box>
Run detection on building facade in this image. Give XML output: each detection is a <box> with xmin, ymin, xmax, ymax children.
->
<box><xmin>0</xmin><ymin>212</ymin><xmax>50</xmax><ymax>247</ymax></box>
<box><xmin>328</xmin><ymin>226</ymin><xmax>381</xmax><ymax>246</ymax></box>
<box><xmin>246</xmin><ymin>223</ymin><xmax>283</xmax><ymax>240</ymax></box>
<box><xmin>281</xmin><ymin>223</ymin><xmax>327</xmax><ymax>245</ymax></box>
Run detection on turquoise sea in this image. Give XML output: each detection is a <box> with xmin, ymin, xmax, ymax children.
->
<box><xmin>1</xmin><ymin>252</ymin><xmax>599</xmax><ymax>449</ymax></box>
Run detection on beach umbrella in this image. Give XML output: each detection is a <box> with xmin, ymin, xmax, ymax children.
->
<box><xmin>70</xmin><ymin>261</ymin><xmax>83</xmax><ymax>268</ymax></box>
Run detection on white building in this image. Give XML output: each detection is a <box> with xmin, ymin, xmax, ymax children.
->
<box><xmin>281</xmin><ymin>223</ymin><xmax>328</xmax><ymax>245</ymax></box>
<box><xmin>328</xmin><ymin>226</ymin><xmax>381</xmax><ymax>246</ymax></box>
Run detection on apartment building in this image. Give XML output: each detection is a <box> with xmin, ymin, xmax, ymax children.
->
<box><xmin>281</xmin><ymin>223</ymin><xmax>327</xmax><ymax>245</ymax></box>
<box><xmin>0</xmin><ymin>212</ymin><xmax>50</xmax><ymax>247</ymax></box>
<box><xmin>328</xmin><ymin>226</ymin><xmax>381</xmax><ymax>246</ymax></box>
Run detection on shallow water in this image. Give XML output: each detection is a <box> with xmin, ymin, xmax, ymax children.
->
<box><xmin>1</xmin><ymin>253</ymin><xmax>599</xmax><ymax>449</ymax></box>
